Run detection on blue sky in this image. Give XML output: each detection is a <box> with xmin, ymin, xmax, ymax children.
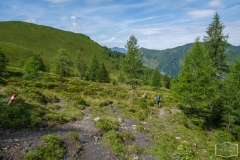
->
<box><xmin>0</xmin><ymin>0</ymin><xmax>239</xmax><ymax>50</ymax></box>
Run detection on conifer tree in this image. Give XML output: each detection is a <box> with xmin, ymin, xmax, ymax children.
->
<box><xmin>151</xmin><ymin>67</ymin><xmax>162</xmax><ymax>88</ymax></box>
<box><xmin>203</xmin><ymin>12</ymin><xmax>229</xmax><ymax>77</ymax></box>
<box><xmin>172</xmin><ymin>37</ymin><xmax>217</xmax><ymax>117</ymax></box>
<box><xmin>163</xmin><ymin>74</ymin><xmax>171</xmax><ymax>89</ymax></box>
<box><xmin>23</xmin><ymin>54</ymin><xmax>45</xmax><ymax>86</ymax></box>
<box><xmin>56</xmin><ymin>49</ymin><xmax>72</xmax><ymax>89</ymax></box>
<box><xmin>88</xmin><ymin>53</ymin><xmax>100</xmax><ymax>82</ymax></box>
<box><xmin>120</xmin><ymin>35</ymin><xmax>143</xmax><ymax>101</ymax></box>
<box><xmin>222</xmin><ymin>57</ymin><xmax>240</xmax><ymax>137</ymax></box>
<box><xmin>76</xmin><ymin>51</ymin><xmax>88</xmax><ymax>80</ymax></box>
<box><xmin>98</xmin><ymin>63</ymin><xmax>110</xmax><ymax>83</ymax></box>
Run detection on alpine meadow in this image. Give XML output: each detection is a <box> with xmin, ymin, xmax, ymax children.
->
<box><xmin>0</xmin><ymin>13</ymin><xmax>240</xmax><ymax>160</ymax></box>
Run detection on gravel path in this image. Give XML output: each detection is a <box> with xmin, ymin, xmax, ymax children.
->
<box><xmin>0</xmin><ymin>107</ymin><xmax>116</xmax><ymax>160</ymax></box>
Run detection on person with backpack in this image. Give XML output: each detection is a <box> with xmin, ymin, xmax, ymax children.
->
<box><xmin>156</xmin><ymin>95</ymin><xmax>161</xmax><ymax>109</ymax></box>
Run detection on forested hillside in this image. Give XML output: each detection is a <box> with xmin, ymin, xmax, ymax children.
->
<box><xmin>142</xmin><ymin>43</ymin><xmax>240</xmax><ymax>77</ymax></box>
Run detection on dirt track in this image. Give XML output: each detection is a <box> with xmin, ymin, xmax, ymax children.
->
<box><xmin>0</xmin><ymin>107</ymin><xmax>116</xmax><ymax>160</ymax></box>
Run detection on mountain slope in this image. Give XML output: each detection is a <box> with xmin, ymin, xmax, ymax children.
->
<box><xmin>142</xmin><ymin>43</ymin><xmax>240</xmax><ymax>77</ymax></box>
<box><xmin>110</xmin><ymin>47</ymin><xmax>127</xmax><ymax>54</ymax></box>
<box><xmin>0</xmin><ymin>21</ymin><xmax>114</xmax><ymax>72</ymax></box>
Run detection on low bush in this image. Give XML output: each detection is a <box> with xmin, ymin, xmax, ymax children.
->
<box><xmin>24</xmin><ymin>134</ymin><xmax>64</xmax><ymax>160</ymax></box>
<box><xmin>95</xmin><ymin>118</ymin><xmax>118</xmax><ymax>133</ymax></box>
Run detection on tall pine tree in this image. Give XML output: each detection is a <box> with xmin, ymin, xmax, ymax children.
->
<box><xmin>120</xmin><ymin>35</ymin><xmax>143</xmax><ymax>101</ymax></box>
<box><xmin>87</xmin><ymin>53</ymin><xmax>100</xmax><ymax>82</ymax></box>
<box><xmin>172</xmin><ymin>37</ymin><xmax>217</xmax><ymax>117</ymax></box>
<box><xmin>222</xmin><ymin>57</ymin><xmax>240</xmax><ymax>138</ymax></box>
<box><xmin>203</xmin><ymin>12</ymin><xmax>229</xmax><ymax>77</ymax></box>
<box><xmin>56</xmin><ymin>49</ymin><xmax>72</xmax><ymax>89</ymax></box>
<box><xmin>98</xmin><ymin>63</ymin><xmax>110</xmax><ymax>83</ymax></box>
<box><xmin>151</xmin><ymin>67</ymin><xmax>162</xmax><ymax>88</ymax></box>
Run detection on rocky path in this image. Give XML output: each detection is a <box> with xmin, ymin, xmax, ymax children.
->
<box><xmin>0</xmin><ymin>107</ymin><xmax>116</xmax><ymax>160</ymax></box>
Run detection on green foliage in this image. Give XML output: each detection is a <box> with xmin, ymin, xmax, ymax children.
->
<box><xmin>172</xmin><ymin>37</ymin><xmax>217</xmax><ymax>118</ymax></box>
<box><xmin>87</xmin><ymin>53</ymin><xmax>100</xmax><ymax>81</ymax></box>
<box><xmin>0</xmin><ymin>48</ymin><xmax>8</xmax><ymax>82</ymax></box>
<box><xmin>76</xmin><ymin>50</ymin><xmax>88</xmax><ymax>79</ymax></box>
<box><xmin>0</xmin><ymin>98</ymin><xmax>44</xmax><ymax>128</ymax></box>
<box><xmin>163</xmin><ymin>75</ymin><xmax>171</xmax><ymax>89</ymax></box>
<box><xmin>203</xmin><ymin>12</ymin><xmax>229</xmax><ymax>76</ymax></box>
<box><xmin>55</xmin><ymin>48</ymin><xmax>72</xmax><ymax>88</ymax></box>
<box><xmin>120</xmin><ymin>35</ymin><xmax>143</xmax><ymax>100</ymax></box>
<box><xmin>0</xmin><ymin>21</ymin><xmax>118</xmax><ymax>73</ymax></box>
<box><xmin>95</xmin><ymin>118</ymin><xmax>118</xmax><ymax>132</ymax></box>
<box><xmin>151</xmin><ymin>67</ymin><xmax>162</xmax><ymax>88</ymax></box>
<box><xmin>98</xmin><ymin>63</ymin><xmax>110</xmax><ymax>83</ymax></box>
<box><xmin>222</xmin><ymin>57</ymin><xmax>240</xmax><ymax>138</ymax></box>
<box><xmin>68</xmin><ymin>132</ymin><xmax>81</xmax><ymax>149</ymax></box>
<box><xmin>103</xmin><ymin>130</ymin><xmax>124</xmax><ymax>155</ymax></box>
<box><xmin>24</xmin><ymin>134</ymin><xmax>64</xmax><ymax>160</ymax></box>
<box><xmin>23</xmin><ymin>54</ymin><xmax>46</xmax><ymax>86</ymax></box>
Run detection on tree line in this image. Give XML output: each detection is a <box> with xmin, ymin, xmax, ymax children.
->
<box><xmin>172</xmin><ymin>13</ymin><xmax>240</xmax><ymax>139</ymax></box>
<box><xmin>0</xmin><ymin>42</ymin><xmax>170</xmax><ymax>91</ymax></box>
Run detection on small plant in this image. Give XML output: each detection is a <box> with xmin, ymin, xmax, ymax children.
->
<box><xmin>68</xmin><ymin>132</ymin><xmax>81</xmax><ymax>149</ymax></box>
<box><xmin>24</xmin><ymin>134</ymin><xmax>64</xmax><ymax>160</ymax></box>
<box><xmin>103</xmin><ymin>130</ymin><xmax>124</xmax><ymax>155</ymax></box>
<box><xmin>120</xmin><ymin>132</ymin><xmax>134</xmax><ymax>144</ymax></box>
<box><xmin>95</xmin><ymin>118</ymin><xmax>118</xmax><ymax>133</ymax></box>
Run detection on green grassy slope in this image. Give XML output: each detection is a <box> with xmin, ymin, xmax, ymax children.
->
<box><xmin>0</xmin><ymin>21</ymin><xmax>113</xmax><ymax>72</ymax></box>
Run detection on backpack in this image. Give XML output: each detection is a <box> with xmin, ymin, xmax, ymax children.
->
<box><xmin>157</xmin><ymin>97</ymin><xmax>161</xmax><ymax>102</ymax></box>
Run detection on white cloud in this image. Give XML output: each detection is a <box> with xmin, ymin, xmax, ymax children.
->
<box><xmin>209</xmin><ymin>0</ymin><xmax>224</xmax><ymax>7</ymax></box>
<box><xmin>188</xmin><ymin>9</ymin><xmax>215</xmax><ymax>18</ymax></box>
<box><xmin>26</xmin><ymin>18</ymin><xmax>36</xmax><ymax>23</ymax></box>
<box><xmin>70</xmin><ymin>16</ymin><xmax>83</xmax><ymax>32</ymax></box>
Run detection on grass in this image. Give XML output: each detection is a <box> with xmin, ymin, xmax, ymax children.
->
<box><xmin>1</xmin><ymin>67</ymin><xmax>240</xmax><ymax>159</ymax></box>
<box><xmin>24</xmin><ymin>134</ymin><xmax>64</xmax><ymax>160</ymax></box>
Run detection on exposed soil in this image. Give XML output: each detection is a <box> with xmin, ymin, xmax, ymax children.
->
<box><xmin>0</xmin><ymin>107</ymin><xmax>116</xmax><ymax>160</ymax></box>
<box><xmin>0</xmin><ymin>105</ymin><xmax>176</xmax><ymax>160</ymax></box>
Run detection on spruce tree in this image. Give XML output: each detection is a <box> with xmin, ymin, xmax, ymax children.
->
<box><xmin>120</xmin><ymin>35</ymin><xmax>143</xmax><ymax>101</ymax></box>
<box><xmin>203</xmin><ymin>12</ymin><xmax>229</xmax><ymax>77</ymax></box>
<box><xmin>222</xmin><ymin>57</ymin><xmax>240</xmax><ymax>138</ymax></box>
<box><xmin>76</xmin><ymin>52</ymin><xmax>87</xmax><ymax>80</ymax></box>
<box><xmin>56</xmin><ymin>49</ymin><xmax>72</xmax><ymax>89</ymax></box>
<box><xmin>172</xmin><ymin>37</ymin><xmax>217</xmax><ymax>117</ymax></box>
<box><xmin>151</xmin><ymin>67</ymin><xmax>162</xmax><ymax>88</ymax></box>
<box><xmin>98</xmin><ymin>63</ymin><xmax>110</xmax><ymax>83</ymax></box>
<box><xmin>88</xmin><ymin>53</ymin><xmax>100</xmax><ymax>82</ymax></box>
<box><xmin>163</xmin><ymin>74</ymin><xmax>171</xmax><ymax>89</ymax></box>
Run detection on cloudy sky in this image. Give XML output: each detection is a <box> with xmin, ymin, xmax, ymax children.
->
<box><xmin>0</xmin><ymin>0</ymin><xmax>239</xmax><ymax>50</ymax></box>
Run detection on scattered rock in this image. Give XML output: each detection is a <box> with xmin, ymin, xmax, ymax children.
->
<box><xmin>141</xmin><ymin>121</ymin><xmax>147</xmax><ymax>125</ymax></box>
<box><xmin>118</xmin><ymin>118</ymin><xmax>123</xmax><ymax>123</ymax></box>
<box><xmin>176</xmin><ymin>137</ymin><xmax>181</xmax><ymax>140</ymax></box>
<box><xmin>94</xmin><ymin>117</ymin><xmax>100</xmax><ymax>121</ymax></box>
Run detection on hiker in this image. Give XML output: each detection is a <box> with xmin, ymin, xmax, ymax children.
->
<box><xmin>156</xmin><ymin>95</ymin><xmax>161</xmax><ymax>109</ymax></box>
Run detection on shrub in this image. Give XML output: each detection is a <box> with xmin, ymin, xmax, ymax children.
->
<box><xmin>24</xmin><ymin>134</ymin><xmax>64</xmax><ymax>160</ymax></box>
<box><xmin>103</xmin><ymin>130</ymin><xmax>123</xmax><ymax>155</ymax></box>
<box><xmin>95</xmin><ymin>118</ymin><xmax>118</xmax><ymax>132</ymax></box>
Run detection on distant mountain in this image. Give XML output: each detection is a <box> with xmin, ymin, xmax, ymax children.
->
<box><xmin>111</xmin><ymin>47</ymin><xmax>127</xmax><ymax>54</ymax></box>
<box><xmin>141</xmin><ymin>43</ymin><xmax>240</xmax><ymax>77</ymax></box>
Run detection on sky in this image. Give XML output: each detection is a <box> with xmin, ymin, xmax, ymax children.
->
<box><xmin>0</xmin><ymin>0</ymin><xmax>240</xmax><ymax>50</ymax></box>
